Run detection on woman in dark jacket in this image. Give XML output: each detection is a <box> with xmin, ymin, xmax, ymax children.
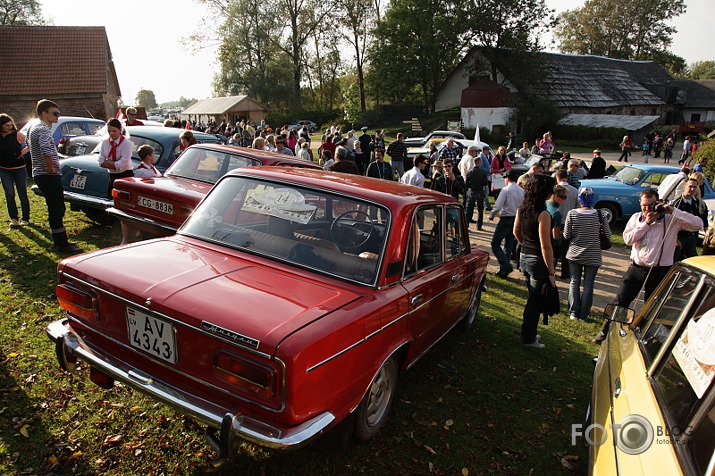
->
<box><xmin>0</xmin><ymin>114</ymin><xmax>30</xmax><ymax>226</ymax></box>
<box><xmin>513</xmin><ymin>174</ymin><xmax>557</xmax><ymax>348</ymax></box>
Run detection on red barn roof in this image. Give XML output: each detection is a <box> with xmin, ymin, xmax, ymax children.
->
<box><xmin>0</xmin><ymin>25</ymin><xmax>120</xmax><ymax>97</ymax></box>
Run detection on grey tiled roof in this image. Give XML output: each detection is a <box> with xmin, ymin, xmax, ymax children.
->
<box><xmin>524</xmin><ymin>53</ymin><xmax>669</xmax><ymax>107</ymax></box>
<box><xmin>559</xmin><ymin>114</ymin><xmax>660</xmax><ymax>129</ymax></box>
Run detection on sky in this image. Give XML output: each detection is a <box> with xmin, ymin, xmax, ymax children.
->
<box><xmin>40</xmin><ymin>0</ymin><xmax>714</xmax><ymax>106</ymax></box>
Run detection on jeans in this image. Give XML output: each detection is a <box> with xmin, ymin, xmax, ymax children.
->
<box><xmin>568</xmin><ymin>262</ymin><xmax>599</xmax><ymax>320</ymax></box>
<box><xmin>0</xmin><ymin>167</ymin><xmax>30</xmax><ymax>221</ymax></box>
<box><xmin>483</xmin><ymin>184</ymin><xmax>491</xmax><ymax>210</ymax></box>
<box><xmin>33</xmin><ymin>174</ymin><xmax>66</xmax><ymax>232</ymax></box>
<box><xmin>392</xmin><ymin>160</ymin><xmax>404</xmax><ymax>179</ymax></box>
<box><xmin>491</xmin><ymin>216</ymin><xmax>515</xmax><ymax>273</ymax></box>
<box><xmin>520</xmin><ymin>253</ymin><xmax>548</xmax><ymax>344</ymax></box>
<box><xmin>464</xmin><ymin>189</ymin><xmax>484</xmax><ymax>227</ymax></box>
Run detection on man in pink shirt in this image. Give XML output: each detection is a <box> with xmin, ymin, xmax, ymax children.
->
<box><xmin>593</xmin><ymin>188</ymin><xmax>702</xmax><ymax>343</ymax></box>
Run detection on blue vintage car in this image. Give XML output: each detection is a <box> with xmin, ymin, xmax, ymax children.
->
<box><xmin>33</xmin><ymin>126</ymin><xmax>221</xmax><ymax>222</ymax></box>
<box><xmin>582</xmin><ymin>164</ymin><xmax>715</xmax><ymax>225</ymax></box>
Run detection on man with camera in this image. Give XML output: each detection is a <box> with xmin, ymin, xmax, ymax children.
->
<box><xmin>615</xmin><ymin>189</ymin><xmax>703</xmax><ymax>307</ymax></box>
<box><xmin>593</xmin><ymin>189</ymin><xmax>703</xmax><ymax>343</ymax></box>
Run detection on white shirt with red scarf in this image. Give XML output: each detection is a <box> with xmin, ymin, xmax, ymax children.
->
<box><xmin>98</xmin><ymin>135</ymin><xmax>133</xmax><ymax>173</ymax></box>
<box><xmin>134</xmin><ymin>161</ymin><xmax>161</xmax><ymax>178</ymax></box>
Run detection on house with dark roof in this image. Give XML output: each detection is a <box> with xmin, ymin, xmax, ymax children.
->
<box><xmin>667</xmin><ymin>79</ymin><xmax>715</xmax><ymax>133</ymax></box>
<box><xmin>437</xmin><ymin>47</ymin><xmax>681</xmax><ymax>138</ymax></box>
<box><xmin>0</xmin><ymin>26</ymin><xmax>121</xmax><ymax>127</ymax></box>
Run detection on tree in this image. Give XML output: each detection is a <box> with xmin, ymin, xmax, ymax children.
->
<box><xmin>687</xmin><ymin>61</ymin><xmax>715</xmax><ymax>80</ymax></box>
<box><xmin>0</xmin><ymin>0</ymin><xmax>44</xmax><ymax>25</ymax></box>
<box><xmin>370</xmin><ymin>0</ymin><xmax>468</xmax><ymax>113</ymax></box>
<box><xmin>555</xmin><ymin>0</ymin><xmax>686</xmax><ymax>67</ymax></box>
<box><xmin>135</xmin><ymin>90</ymin><xmax>157</xmax><ymax>109</ymax></box>
<box><xmin>332</xmin><ymin>0</ymin><xmax>375</xmax><ymax>111</ymax></box>
<box><xmin>464</xmin><ymin>0</ymin><xmax>556</xmax><ymax>85</ymax></box>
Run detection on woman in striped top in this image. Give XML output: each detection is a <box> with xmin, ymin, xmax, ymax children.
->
<box><xmin>563</xmin><ymin>187</ymin><xmax>611</xmax><ymax>322</ymax></box>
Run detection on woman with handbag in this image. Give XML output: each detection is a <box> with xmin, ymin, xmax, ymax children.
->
<box><xmin>563</xmin><ymin>187</ymin><xmax>611</xmax><ymax>322</ymax></box>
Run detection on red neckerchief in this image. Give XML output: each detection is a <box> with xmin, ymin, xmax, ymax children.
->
<box><xmin>108</xmin><ymin>135</ymin><xmax>125</xmax><ymax>161</ymax></box>
<box><xmin>138</xmin><ymin>162</ymin><xmax>158</xmax><ymax>175</ymax></box>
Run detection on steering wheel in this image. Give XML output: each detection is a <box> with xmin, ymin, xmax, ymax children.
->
<box><xmin>330</xmin><ymin>210</ymin><xmax>374</xmax><ymax>251</ymax></box>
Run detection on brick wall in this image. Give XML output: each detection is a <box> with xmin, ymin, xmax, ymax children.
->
<box><xmin>1</xmin><ymin>94</ymin><xmax>117</xmax><ymax>127</ymax></box>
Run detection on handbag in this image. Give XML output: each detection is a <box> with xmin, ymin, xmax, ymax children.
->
<box><xmin>598</xmin><ymin>210</ymin><xmax>611</xmax><ymax>250</ymax></box>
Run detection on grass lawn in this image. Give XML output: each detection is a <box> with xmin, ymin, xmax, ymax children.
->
<box><xmin>0</xmin><ymin>191</ymin><xmax>599</xmax><ymax>475</ymax></box>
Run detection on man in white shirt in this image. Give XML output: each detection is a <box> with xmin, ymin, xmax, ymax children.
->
<box><xmin>489</xmin><ymin>169</ymin><xmax>525</xmax><ymax>277</ymax></box>
<box><xmin>400</xmin><ymin>154</ymin><xmax>428</xmax><ymax>187</ymax></box>
<box><xmin>658</xmin><ymin>166</ymin><xmax>690</xmax><ymax>201</ymax></box>
<box><xmin>458</xmin><ymin>145</ymin><xmax>478</xmax><ymax>179</ymax></box>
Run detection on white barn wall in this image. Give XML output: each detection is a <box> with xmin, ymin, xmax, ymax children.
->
<box><xmin>461</xmin><ymin>107</ymin><xmax>514</xmax><ymax>130</ymax></box>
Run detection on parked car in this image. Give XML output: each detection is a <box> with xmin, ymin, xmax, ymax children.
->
<box><xmin>588</xmin><ymin>256</ymin><xmax>715</xmax><ymax>475</ymax></box>
<box><xmin>403</xmin><ymin>130</ymin><xmax>466</xmax><ymax>149</ymax></box>
<box><xmin>57</xmin><ymin>134</ymin><xmax>103</xmax><ymax>158</ymax></box>
<box><xmin>581</xmin><ymin>164</ymin><xmax>715</xmax><ymax>225</ymax></box>
<box><xmin>46</xmin><ymin>167</ymin><xmax>489</xmax><ymax>465</ymax></box>
<box><xmin>406</xmin><ymin>138</ymin><xmax>492</xmax><ymax>165</ymax></box>
<box><xmin>21</xmin><ymin>116</ymin><xmax>106</xmax><ymax>146</ymax></box>
<box><xmin>33</xmin><ymin>126</ymin><xmax>221</xmax><ymax>222</ymax></box>
<box><xmin>287</xmin><ymin>120</ymin><xmax>317</xmax><ymax>132</ymax></box>
<box><xmin>108</xmin><ymin>144</ymin><xmax>321</xmax><ymax>238</ymax></box>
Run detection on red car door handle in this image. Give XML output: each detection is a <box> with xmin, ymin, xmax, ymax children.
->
<box><xmin>411</xmin><ymin>294</ymin><xmax>423</xmax><ymax>306</ymax></box>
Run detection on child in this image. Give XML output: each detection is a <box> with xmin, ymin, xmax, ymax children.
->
<box><xmin>134</xmin><ymin>145</ymin><xmax>161</xmax><ymax>178</ymax></box>
<box><xmin>641</xmin><ymin>140</ymin><xmax>649</xmax><ymax>163</ymax></box>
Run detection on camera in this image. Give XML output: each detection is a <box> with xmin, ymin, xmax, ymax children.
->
<box><xmin>649</xmin><ymin>201</ymin><xmax>667</xmax><ymax>213</ymax></box>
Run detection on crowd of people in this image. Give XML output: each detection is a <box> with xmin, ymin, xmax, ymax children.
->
<box><xmin>3</xmin><ymin>103</ymin><xmax>715</xmax><ymax>350</ymax></box>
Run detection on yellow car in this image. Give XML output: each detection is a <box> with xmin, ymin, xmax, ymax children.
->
<box><xmin>585</xmin><ymin>256</ymin><xmax>715</xmax><ymax>475</ymax></box>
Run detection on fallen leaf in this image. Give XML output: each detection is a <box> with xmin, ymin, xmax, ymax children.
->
<box><xmin>48</xmin><ymin>456</ymin><xmax>59</xmax><ymax>467</ymax></box>
<box><xmin>424</xmin><ymin>444</ymin><xmax>437</xmax><ymax>455</ymax></box>
<box><xmin>445</xmin><ymin>419</ymin><xmax>454</xmax><ymax>427</ymax></box>
<box><xmin>462</xmin><ymin>469</ymin><xmax>469</xmax><ymax>476</ymax></box>
<box><xmin>19</xmin><ymin>425</ymin><xmax>30</xmax><ymax>437</ymax></box>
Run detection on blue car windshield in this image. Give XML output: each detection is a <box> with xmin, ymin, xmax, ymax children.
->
<box><xmin>614</xmin><ymin>166</ymin><xmax>645</xmax><ymax>185</ymax></box>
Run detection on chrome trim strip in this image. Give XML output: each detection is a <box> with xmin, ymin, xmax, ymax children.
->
<box><xmin>63</xmin><ymin>314</ymin><xmax>285</xmax><ymax>413</ymax></box>
<box><xmin>63</xmin><ymin>191</ymin><xmax>113</xmax><ymax>209</ymax></box>
<box><xmin>106</xmin><ymin>207</ymin><xmax>178</xmax><ymax>235</ymax></box>
<box><xmin>46</xmin><ymin>320</ymin><xmax>332</xmax><ymax>450</ymax></box>
<box><xmin>306</xmin><ymin>270</ymin><xmax>477</xmax><ymax>372</ymax></box>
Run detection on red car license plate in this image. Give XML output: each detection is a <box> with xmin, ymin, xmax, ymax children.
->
<box><xmin>126</xmin><ymin>308</ymin><xmax>178</xmax><ymax>363</ymax></box>
<box><xmin>138</xmin><ymin>196</ymin><xmax>173</xmax><ymax>214</ymax></box>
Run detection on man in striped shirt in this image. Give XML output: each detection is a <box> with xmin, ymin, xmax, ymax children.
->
<box><xmin>28</xmin><ymin>99</ymin><xmax>82</xmax><ymax>254</ymax></box>
<box><xmin>386</xmin><ymin>133</ymin><xmax>408</xmax><ymax>179</ymax></box>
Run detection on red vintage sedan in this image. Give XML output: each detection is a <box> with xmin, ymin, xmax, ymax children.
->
<box><xmin>108</xmin><ymin>144</ymin><xmax>320</xmax><ymax>237</ymax></box>
<box><xmin>47</xmin><ymin>167</ymin><xmax>489</xmax><ymax>466</ymax></box>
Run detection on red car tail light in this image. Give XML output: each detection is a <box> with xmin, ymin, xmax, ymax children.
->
<box><xmin>215</xmin><ymin>350</ymin><xmax>276</xmax><ymax>398</ymax></box>
<box><xmin>111</xmin><ymin>189</ymin><xmax>130</xmax><ymax>200</ymax></box>
<box><xmin>56</xmin><ymin>283</ymin><xmax>99</xmax><ymax>322</ymax></box>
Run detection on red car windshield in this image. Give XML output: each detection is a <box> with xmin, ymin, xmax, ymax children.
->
<box><xmin>181</xmin><ymin>176</ymin><xmax>391</xmax><ymax>285</ymax></box>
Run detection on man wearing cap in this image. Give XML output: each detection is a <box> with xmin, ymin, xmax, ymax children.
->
<box><xmin>459</xmin><ymin>145</ymin><xmax>479</xmax><ymax>220</ymax></box>
<box><xmin>588</xmin><ymin>149</ymin><xmax>607</xmax><ymax>179</ymax></box>
<box><xmin>489</xmin><ymin>169</ymin><xmax>524</xmax><ymax>277</ymax></box>
<box><xmin>358</xmin><ymin>127</ymin><xmax>371</xmax><ymax>160</ymax></box>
